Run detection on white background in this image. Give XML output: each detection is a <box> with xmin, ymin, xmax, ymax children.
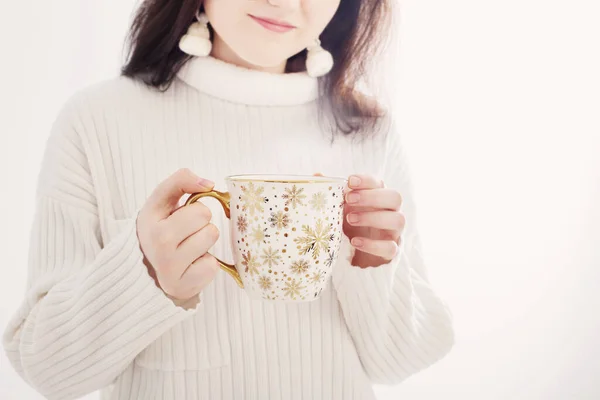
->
<box><xmin>1</xmin><ymin>0</ymin><xmax>599</xmax><ymax>399</ymax></box>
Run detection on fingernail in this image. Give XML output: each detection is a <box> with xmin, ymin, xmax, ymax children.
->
<box><xmin>346</xmin><ymin>192</ymin><xmax>360</xmax><ymax>204</ymax></box>
<box><xmin>351</xmin><ymin>238</ymin><xmax>364</xmax><ymax>247</ymax></box>
<box><xmin>347</xmin><ymin>213</ymin><xmax>360</xmax><ymax>224</ymax></box>
<box><xmin>349</xmin><ymin>176</ymin><xmax>361</xmax><ymax>188</ymax></box>
<box><xmin>198</xmin><ymin>178</ymin><xmax>214</xmax><ymax>188</ymax></box>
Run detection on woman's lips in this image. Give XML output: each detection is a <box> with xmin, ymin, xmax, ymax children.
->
<box><xmin>249</xmin><ymin>15</ymin><xmax>296</xmax><ymax>33</ymax></box>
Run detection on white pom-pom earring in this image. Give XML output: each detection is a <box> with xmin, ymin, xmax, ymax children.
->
<box><xmin>179</xmin><ymin>11</ymin><xmax>212</xmax><ymax>57</ymax></box>
<box><xmin>306</xmin><ymin>38</ymin><xmax>334</xmax><ymax>78</ymax></box>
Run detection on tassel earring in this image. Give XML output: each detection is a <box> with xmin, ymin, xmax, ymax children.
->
<box><xmin>306</xmin><ymin>39</ymin><xmax>333</xmax><ymax>78</ymax></box>
<box><xmin>179</xmin><ymin>11</ymin><xmax>212</xmax><ymax>57</ymax></box>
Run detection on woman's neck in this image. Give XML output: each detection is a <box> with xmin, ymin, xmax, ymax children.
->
<box><xmin>210</xmin><ymin>33</ymin><xmax>286</xmax><ymax>74</ymax></box>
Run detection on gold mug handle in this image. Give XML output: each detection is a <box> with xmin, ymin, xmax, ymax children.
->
<box><xmin>184</xmin><ymin>190</ymin><xmax>244</xmax><ymax>288</ymax></box>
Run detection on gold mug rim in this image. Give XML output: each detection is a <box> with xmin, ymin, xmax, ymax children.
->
<box><xmin>225</xmin><ymin>174</ymin><xmax>347</xmax><ymax>184</ymax></box>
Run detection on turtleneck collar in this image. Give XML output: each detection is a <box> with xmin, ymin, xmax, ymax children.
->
<box><xmin>176</xmin><ymin>56</ymin><xmax>319</xmax><ymax>106</ymax></box>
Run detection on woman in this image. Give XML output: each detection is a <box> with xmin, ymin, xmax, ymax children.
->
<box><xmin>3</xmin><ymin>0</ymin><xmax>454</xmax><ymax>399</ymax></box>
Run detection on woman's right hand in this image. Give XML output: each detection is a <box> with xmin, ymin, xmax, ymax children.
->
<box><xmin>136</xmin><ymin>168</ymin><xmax>220</xmax><ymax>305</ymax></box>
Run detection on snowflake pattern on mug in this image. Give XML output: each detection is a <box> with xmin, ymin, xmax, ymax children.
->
<box><xmin>237</xmin><ymin>215</ymin><xmax>248</xmax><ymax>234</ymax></box>
<box><xmin>294</xmin><ymin>219</ymin><xmax>334</xmax><ymax>260</ymax></box>
<box><xmin>261</xmin><ymin>247</ymin><xmax>282</xmax><ymax>268</ymax></box>
<box><xmin>283</xmin><ymin>279</ymin><xmax>306</xmax><ymax>300</ymax></box>
<box><xmin>282</xmin><ymin>185</ymin><xmax>307</xmax><ymax>209</ymax></box>
<box><xmin>241</xmin><ymin>251</ymin><xmax>261</xmax><ymax>276</ymax></box>
<box><xmin>290</xmin><ymin>259</ymin><xmax>310</xmax><ymax>275</ymax></box>
<box><xmin>240</xmin><ymin>182</ymin><xmax>265</xmax><ymax>216</ymax></box>
<box><xmin>230</xmin><ymin>180</ymin><xmax>346</xmax><ymax>301</ymax></box>
<box><xmin>258</xmin><ymin>275</ymin><xmax>273</xmax><ymax>291</ymax></box>
<box><xmin>268</xmin><ymin>211</ymin><xmax>290</xmax><ymax>230</ymax></box>
<box><xmin>309</xmin><ymin>192</ymin><xmax>327</xmax><ymax>211</ymax></box>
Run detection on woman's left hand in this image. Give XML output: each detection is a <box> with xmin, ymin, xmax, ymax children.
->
<box><xmin>343</xmin><ymin>174</ymin><xmax>406</xmax><ymax>268</ymax></box>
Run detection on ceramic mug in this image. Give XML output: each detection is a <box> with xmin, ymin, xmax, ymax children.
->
<box><xmin>185</xmin><ymin>174</ymin><xmax>347</xmax><ymax>302</ymax></box>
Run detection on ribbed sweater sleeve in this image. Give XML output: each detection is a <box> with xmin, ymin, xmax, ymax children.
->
<box><xmin>2</xmin><ymin>95</ymin><xmax>200</xmax><ymax>400</ymax></box>
<box><xmin>332</xmin><ymin>121</ymin><xmax>455</xmax><ymax>384</ymax></box>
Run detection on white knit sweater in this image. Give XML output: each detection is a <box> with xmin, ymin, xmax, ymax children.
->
<box><xmin>3</xmin><ymin>56</ymin><xmax>454</xmax><ymax>400</ymax></box>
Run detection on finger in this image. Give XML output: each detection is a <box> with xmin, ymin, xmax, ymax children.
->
<box><xmin>350</xmin><ymin>237</ymin><xmax>399</xmax><ymax>260</ymax></box>
<box><xmin>178</xmin><ymin>254</ymin><xmax>220</xmax><ymax>297</ymax></box>
<box><xmin>346</xmin><ymin>210</ymin><xmax>406</xmax><ymax>231</ymax></box>
<box><xmin>348</xmin><ymin>174</ymin><xmax>385</xmax><ymax>190</ymax></box>
<box><xmin>146</xmin><ymin>168</ymin><xmax>214</xmax><ymax>220</ymax></box>
<box><xmin>345</xmin><ymin>189</ymin><xmax>402</xmax><ymax>211</ymax></box>
<box><xmin>173</xmin><ymin>223</ymin><xmax>220</xmax><ymax>278</ymax></box>
<box><xmin>164</xmin><ymin>202</ymin><xmax>213</xmax><ymax>245</ymax></box>
<box><xmin>313</xmin><ymin>172</ymin><xmax>324</xmax><ymax>177</ymax></box>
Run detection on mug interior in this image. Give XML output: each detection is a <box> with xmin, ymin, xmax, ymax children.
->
<box><xmin>226</xmin><ymin>174</ymin><xmax>346</xmax><ymax>184</ymax></box>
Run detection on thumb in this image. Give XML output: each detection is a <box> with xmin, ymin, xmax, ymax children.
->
<box><xmin>146</xmin><ymin>168</ymin><xmax>214</xmax><ymax>220</ymax></box>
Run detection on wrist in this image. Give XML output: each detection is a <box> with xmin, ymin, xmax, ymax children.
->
<box><xmin>143</xmin><ymin>257</ymin><xmax>201</xmax><ymax>309</ymax></box>
<box><xmin>166</xmin><ymin>293</ymin><xmax>201</xmax><ymax>309</ymax></box>
<box><xmin>143</xmin><ymin>256</ymin><xmax>162</xmax><ymax>288</ymax></box>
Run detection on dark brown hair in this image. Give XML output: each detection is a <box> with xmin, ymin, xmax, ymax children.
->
<box><xmin>122</xmin><ymin>0</ymin><xmax>392</xmax><ymax>135</ymax></box>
